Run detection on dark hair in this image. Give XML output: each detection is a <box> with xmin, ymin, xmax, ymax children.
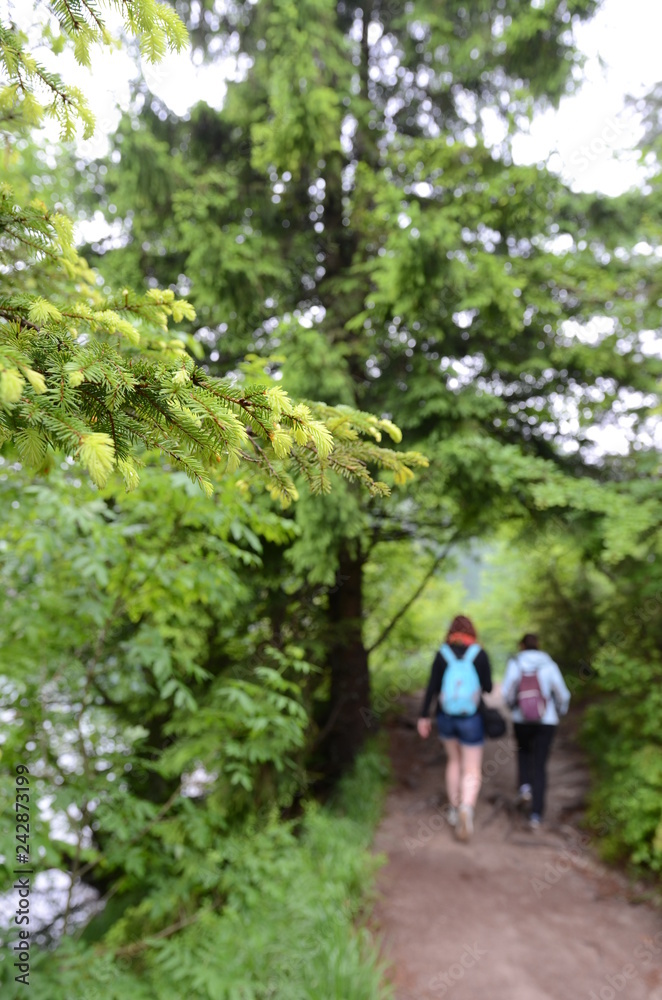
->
<box><xmin>520</xmin><ymin>633</ymin><xmax>539</xmax><ymax>650</ymax></box>
<box><xmin>447</xmin><ymin>615</ymin><xmax>477</xmax><ymax>640</ymax></box>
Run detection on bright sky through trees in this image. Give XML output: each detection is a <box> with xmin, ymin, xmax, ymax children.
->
<box><xmin>512</xmin><ymin>0</ymin><xmax>662</xmax><ymax>194</ymax></box>
<box><xmin>12</xmin><ymin>0</ymin><xmax>658</xmax><ymax>194</ymax></box>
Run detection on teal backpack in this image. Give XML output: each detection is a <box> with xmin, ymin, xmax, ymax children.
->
<box><xmin>439</xmin><ymin>643</ymin><xmax>481</xmax><ymax>716</ymax></box>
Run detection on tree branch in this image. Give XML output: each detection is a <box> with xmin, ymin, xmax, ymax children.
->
<box><xmin>366</xmin><ymin>533</ymin><xmax>460</xmax><ymax>656</ymax></box>
<box><xmin>113</xmin><ymin>909</ymin><xmax>209</xmax><ymax>958</ymax></box>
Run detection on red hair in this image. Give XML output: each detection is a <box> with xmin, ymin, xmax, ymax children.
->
<box><xmin>446</xmin><ymin>615</ymin><xmax>478</xmax><ymax>645</ymax></box>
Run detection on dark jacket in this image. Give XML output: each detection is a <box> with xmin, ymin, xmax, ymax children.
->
<box><xmin>420</xmin><ymin>642</ymin><xmax>493</xmax><ymax>718</ymax></box>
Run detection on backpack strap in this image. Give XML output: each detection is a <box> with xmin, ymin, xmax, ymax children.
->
<box><xmin>463</xmin><ymin>643</ymin><xmax>481</xmax><ymax>666</ymax></box>
<box><xmin>441</xmin><ymin>643</ymin><xmax>480</xmax><ymax>665</ymax></box>
<box><xmin>440</xmin><ymin>643</ymin><xmax>457</xmax><ymax>663</ymax></box>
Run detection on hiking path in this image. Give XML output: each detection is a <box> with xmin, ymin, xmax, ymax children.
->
<box><xmin>371</xmin><ymin>689</ymin><xmax>662</xmax><ymax>1000</ymax></box>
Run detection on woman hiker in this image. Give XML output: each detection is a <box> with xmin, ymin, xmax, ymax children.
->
<box><xmin>501</xmin><ymin>633</ymin><xmax>571</xmax><ymax>830</ymax></box>
<box><xmin>417</xmin><ymin>615</ymin><xmax>493</xmax><ymax>843</ymax></box>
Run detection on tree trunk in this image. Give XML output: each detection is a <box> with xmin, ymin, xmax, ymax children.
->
<box><xmin>322</xmin><ymin>545</ymin><xmax>371</xmax><ymax>775</ymax></box>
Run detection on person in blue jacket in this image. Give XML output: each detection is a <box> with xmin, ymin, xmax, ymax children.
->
<box><xmin>502</xmin><ymin>633</ymin><xmax>571</xmax><ymax>830</ymax></box>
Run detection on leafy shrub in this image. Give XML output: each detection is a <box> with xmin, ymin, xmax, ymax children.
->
<box><xmin>0</xmin><ymin>745</ymin><xmax>392</xmax><ymax>1000</ymax></box>
<box><xmin>582</xmin><ymin>653</ymin><xmax>662</xmax><ymax>873</ymax></box>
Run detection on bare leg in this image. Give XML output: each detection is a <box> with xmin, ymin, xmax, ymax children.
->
<box><xmin>460</xmin><ymin>744</ymin><xmax>484</xmax><ymax>809</ymax></box>
<box><xmin>442</xmin><ymin>738</ymin><xmax>461</xmax><ymax>807</ymax></box>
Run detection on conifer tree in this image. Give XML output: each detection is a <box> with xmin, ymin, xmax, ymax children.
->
<box><xmin>0</xmin><ymin>0</ymin><xmax>425</xmax><ymax>498</ymax></box>
<box><xmin>83</xmin><ymin>0</ymin><xmax>661</xmax><ymax>767</ymax></box>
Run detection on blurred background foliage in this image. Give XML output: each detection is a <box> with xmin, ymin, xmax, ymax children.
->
<box><xmin>1</xmin><ymin>0</ymin><xmax>662</xmax><ymax>995</ymax></box>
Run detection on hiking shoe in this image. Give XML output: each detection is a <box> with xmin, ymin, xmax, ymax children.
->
<box><xmin>455</xmin><ymin>805</ymin><xmax>474</xmax><ymax>843</ymax></box>
<box><xmin>445</xmin><ymin>806</ymin><xmax>458</xmax><ymax>828</ymax></box>
<box><xmin>529</xmin><ymin>813</ymin><xmax>541</xmax><ymax>831</ymax></box>
<box><xmin>516</xmin><ymin>784</ymin><xmax>532</xmax><ymax>809</ymax></box>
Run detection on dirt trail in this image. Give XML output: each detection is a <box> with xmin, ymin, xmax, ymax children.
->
<box><xmin>372</xmin><ymin>690</ymin><xmax>662</xmax><ymax>1000</ymax></box>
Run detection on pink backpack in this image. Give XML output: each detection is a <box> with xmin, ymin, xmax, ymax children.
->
<box><xmin>517</xmin><ymin>669</ymin><xmax>546</xmax><ymax>722</ymax></box>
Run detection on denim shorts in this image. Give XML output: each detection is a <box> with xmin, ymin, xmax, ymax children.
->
<box><xmin>436</xmin><ymin>711</ymin><xmax>484</xmax><ymax>746</ymax></box>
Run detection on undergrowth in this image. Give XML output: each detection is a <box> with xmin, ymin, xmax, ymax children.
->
<box><xmin>11</xmin><ymin>744</ymin><xmax>393</xmax><ymax>1000</ymax></box>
